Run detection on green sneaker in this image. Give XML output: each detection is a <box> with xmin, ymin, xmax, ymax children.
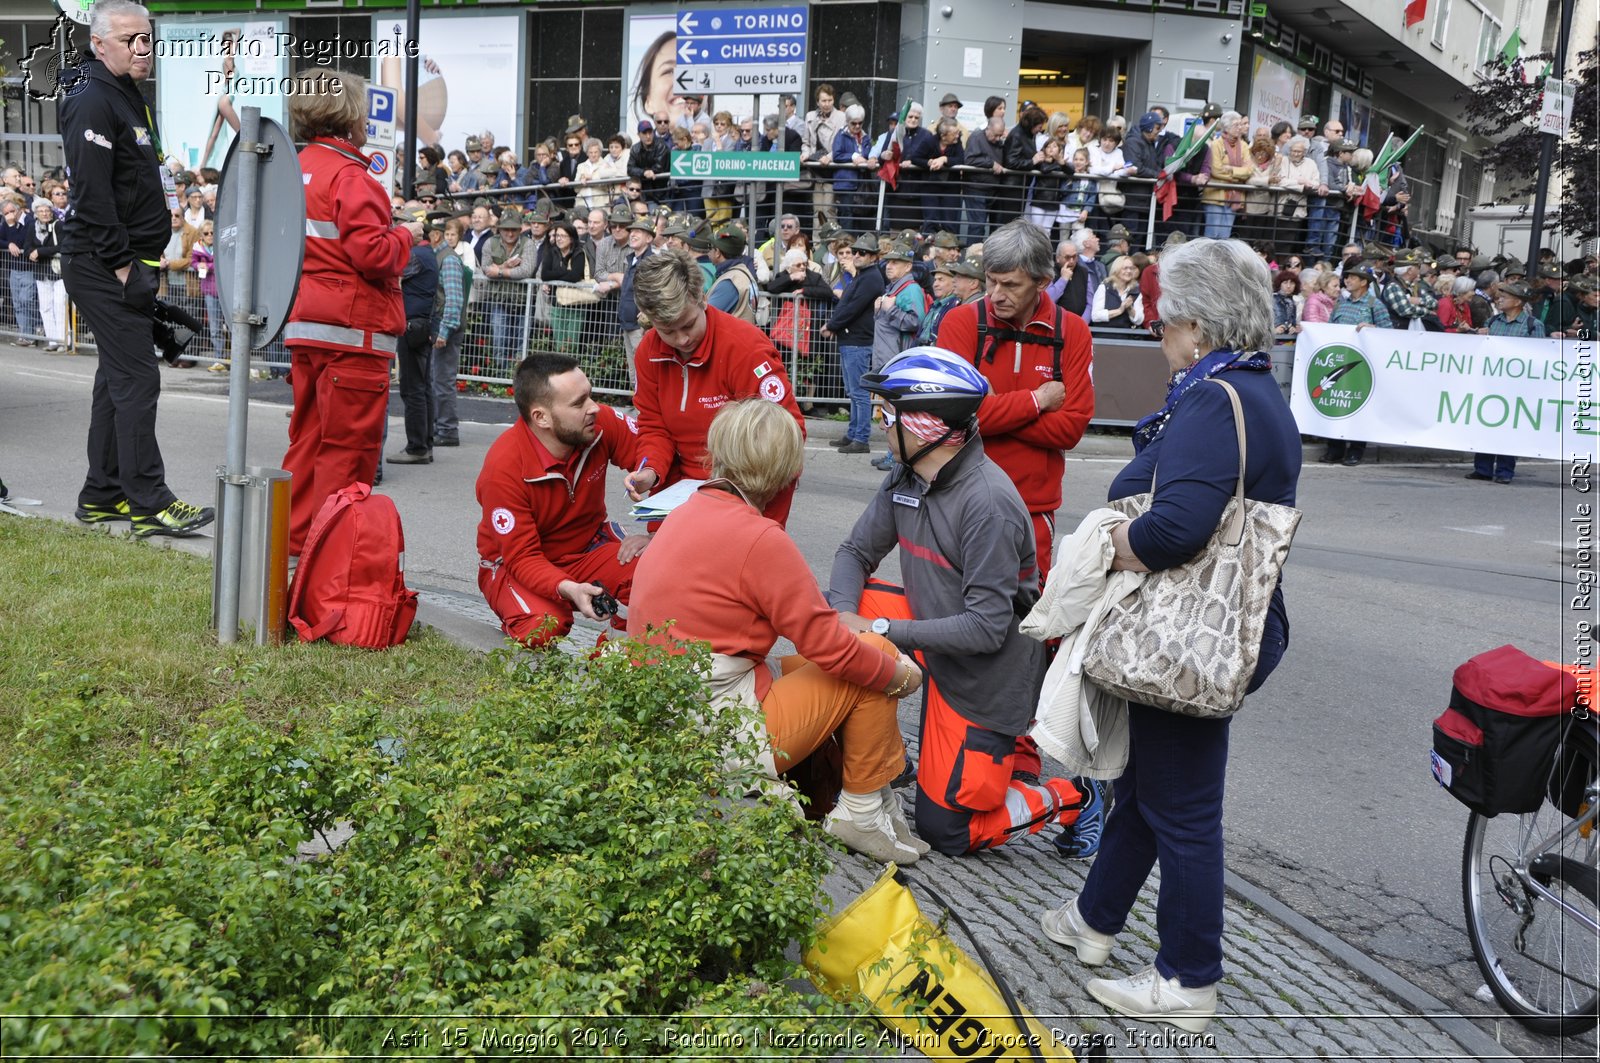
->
<box><xmin>131</xmin><ymin>499</ymin><xmax>215</xmax><ymax>538</ymax></box>
<box><xmin>75</xmin><ymin>498</ymin><xmax>132</xmax><ymax>524</ymax></box>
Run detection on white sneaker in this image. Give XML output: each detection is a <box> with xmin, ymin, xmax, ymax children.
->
<box><xmin>1039</xmin><ymin>897</ymin><xmax>1115</xmax><ymax>965</ymax></box>
<box><xmin>823</xmin><ymin>805</ymin><xmax>921</xmax><ymax>864</ymax></box>
<box><xmin>881</xmin><ymin>786</ymin><xmax>930</xmax><ymax>856</ymax></box>
<box><xmin>1086</xmin><ymin>965</ymin><xmax>1218</xmax><ymax>1034</ymax></box>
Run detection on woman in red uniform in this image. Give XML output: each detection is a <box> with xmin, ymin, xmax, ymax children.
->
<box><xmin>280</xmin><ymin>68</ymin><xmax>423</xmax><ymax>555</ymax></box>
<box><xmin>622</xmin><ymin>249</ymin><xmax>806</xmax><ymax>527</ymax></box>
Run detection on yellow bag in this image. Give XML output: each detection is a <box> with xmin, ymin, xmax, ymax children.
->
<box><xmin>805</xmin><ymin>866</ymin><xmax>1081</xmax><ymax>1062</ymax></box>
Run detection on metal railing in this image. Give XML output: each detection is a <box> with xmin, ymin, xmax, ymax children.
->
<box><xmin>3</xmin><ymin>266</ymin><xmax>1307</xmax><ymax>410</ymax></box>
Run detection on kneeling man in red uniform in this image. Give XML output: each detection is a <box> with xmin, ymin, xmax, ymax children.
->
<box><xmin>476</xmin><ymin>353</ymin><xmax>649</xmax><ymax>647</ymax></box>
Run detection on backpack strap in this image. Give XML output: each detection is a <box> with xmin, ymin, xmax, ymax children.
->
<box><xmin>972</xmin><ymin>299</ymin><xmax>1066</xmax><ymax>372</ymax></box>
<box><xmin>286</xmin><ymin>484</ymin><xmax>364</xmax><ymax>642</ymax></box>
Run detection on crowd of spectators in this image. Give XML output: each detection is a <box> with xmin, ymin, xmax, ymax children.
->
<box><xmin>3</xmin><ymin>89</ymin><xmax>1595</xmax><ymax>383</ymax></box>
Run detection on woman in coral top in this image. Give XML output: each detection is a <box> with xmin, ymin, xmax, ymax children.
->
<box><xmin>627</xmin><ymin>399</ymin><xmax>926</xmax><ymax>865</ymax></box>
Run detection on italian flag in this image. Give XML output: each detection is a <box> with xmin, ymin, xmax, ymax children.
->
<box><xmin>1357</xmin><ymin>127</ymin><xmax>1424</xmax><ymax>217</ymax></box>
<box><xmin>1154</xmin><ymin>116</ymin><xmax>1216</xmax><ymax>220</ymax></box>
<box><xmin>878</xmin><ymin>98</ymin><xmax>914</xmax><ymax>191</ymax></box>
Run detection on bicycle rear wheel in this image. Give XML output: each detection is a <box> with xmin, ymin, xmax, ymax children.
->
<box><xmin>1462</xmin><ymin>806</ymin><xmax>1600</xmax><ymax>1036</ymax></box>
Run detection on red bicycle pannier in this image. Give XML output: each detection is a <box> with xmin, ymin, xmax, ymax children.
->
<box><xmin>1431</xmin><ymin>645</ymin><xmax>1577</xmax><ymax>815</ymax></box>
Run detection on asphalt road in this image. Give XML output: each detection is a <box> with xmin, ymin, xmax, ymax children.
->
<box><xmin>2</xmin><ymin>344</ymin><xmax>1592</xmax><ymax>1057</ymax></box>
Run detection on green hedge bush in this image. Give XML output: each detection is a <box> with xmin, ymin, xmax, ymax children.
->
<box><xmin>0</xmin><ymin>639</ymin><xmax>852</xmax><ymax>1057</ymax></box>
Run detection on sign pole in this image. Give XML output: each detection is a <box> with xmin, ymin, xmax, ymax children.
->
<box><xmin>1525</xmin><ymin>0</ymin><xmax>1575</xmax><ymax>270</ymax></box>
<box><xmin>400</xmin><ymin>0</ymin><xmax>420</xmax><ymax>197</ymax></box>
<box><xmin>216</xmin><ymin>106</ymin><xmax>263</xmax><ymax>645</ymax></box>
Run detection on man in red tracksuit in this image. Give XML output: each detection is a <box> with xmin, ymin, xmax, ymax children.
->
<box><xmin>281</xmin><ymin>73</ymin><xmax>421</xmax><ymax>555</ymax></box>
<box><xmin>934</xmin><ymin>220</ymin><xmax>1094</xmax><ymax>577</ymax></box>
<box><xmin>476</xmin><ymin>353</ymin><xmax>650</xmax><ymax>647</ymax></box>
<box><xmin>934</xmin><ymin>220</ymin><xmax>1103</xmax><ymax>859</ymax></box>
<box><xmin>623</xmin><ymin>248</ymin><xmax>806</xmax><ymax>526</ymax></box>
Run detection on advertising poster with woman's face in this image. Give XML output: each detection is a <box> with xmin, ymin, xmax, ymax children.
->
<box><xmin>374</xmin><ymin>15</ymin><xmax>520</xmax><ymax>152</ymax></box>
<box><xmin>155</xmin><ymin>18</ymin><xmax>286</xmax><ymax>171</ymax></box>
<box><xmin>624</xmin><ymin>13</ymin><xmax>712</xmax><ymax>130</ymax></box>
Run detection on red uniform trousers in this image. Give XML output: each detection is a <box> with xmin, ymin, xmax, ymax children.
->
<box><xmin>858</xmin><ymin>580</ymin><xmax>1083</xmax><ymax>855</ymax></box>
<box><xmin>284</xmin><ymin>344</ymin><xmax>391</xmax><ymax>555</ymax></box>
<box><xmin>478</xmin><ymin>541</ymin><xmax>632</xmax><ymax>648</ymax></box>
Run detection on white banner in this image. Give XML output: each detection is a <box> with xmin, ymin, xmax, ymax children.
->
<box><xmin>1248</xmin><ymin>52</ymin><xmax>1303</xmax><ymax>136</ymax></box>
<box><xmin>1290</xmin><ymin>324</ymin><xmax>1597</xmax><ymax>461</ymax></box>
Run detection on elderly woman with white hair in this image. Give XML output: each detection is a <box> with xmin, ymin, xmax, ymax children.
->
<box><xmin>830</xmin><ymin>104</ymin><xmax>873</xmax><ymax>232</ymax></box>
<box><xmin>1272</xmin><ymin>136</ymin><xmax>1321</xmax><ymax>252</ymax></box>
<box><xmin>1039</xmin><ymin>238</ymin><xmax>1302</xmax><ymax>1035</ymax></box>
<box><xmin>765</xmin><ymin>245</ymin><xmax>837</xmax><ymax>406</ymax></box>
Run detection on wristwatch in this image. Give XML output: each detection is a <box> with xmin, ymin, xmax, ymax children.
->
<box><xmin>870</xmin><ymin>618</ymin><xmax>891</xmax><ymax>636</ymax></box>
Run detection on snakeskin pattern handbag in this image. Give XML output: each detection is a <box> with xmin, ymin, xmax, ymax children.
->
<box><xmin>1082</xmin><ymin>379</ymin><xmax>1302</xmax><ymax>718</ymax></box>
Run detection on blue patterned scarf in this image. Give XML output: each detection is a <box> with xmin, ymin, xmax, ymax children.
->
<box><xmin>1131</xmin><ymin>348</ymin><xmax>1274</xmax><ymax>453</ymax></box>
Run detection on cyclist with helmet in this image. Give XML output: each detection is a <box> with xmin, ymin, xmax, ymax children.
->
<box><xmin>827</xmin><ymin>347</ymin><xmax>1092</xmax><ymax>855</ymax></box>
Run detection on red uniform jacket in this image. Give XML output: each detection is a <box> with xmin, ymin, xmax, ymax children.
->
<box><xmin>633</xmin><ymin>306</ymin><xmax>807</xmax><ymax>525</ymax></box>
<box><xmin>285</xmin><ymin>137</ymin><xmax>411</xmax><ymax>352</ymax></box>
<box><xmin>475</xmin><ymin>405</ymin><xmax>640</xmax><ymax>602</ymax></box>
<box><xmin>934</xmin><ymin>292</ymin><xmax>1094</xmax><ymax>514</ymax></box>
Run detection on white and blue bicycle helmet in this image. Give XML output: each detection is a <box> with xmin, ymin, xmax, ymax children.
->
<box><xmin>862</xmin><ymin>346</ymin><xmax>990</xmax><ymax>431</ymax></box>
<box><xmin>863</xmin><ymin>346</ymin><xmax>989</xmax><ymax>474</ymax></box>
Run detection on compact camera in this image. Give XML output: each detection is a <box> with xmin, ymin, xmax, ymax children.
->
<box><xmin>590</xmin><ymin>585</ymin><xmax>620</xmax><ymax>619</ymax></box>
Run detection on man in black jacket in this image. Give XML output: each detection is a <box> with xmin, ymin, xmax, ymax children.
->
<box><xmin>626</xmin><ymin>121</ymin><xmax>671</xmax><ymax>205</ymax></box>
<box><xmin>821</xmin><ymin>234</ymin><xmax>883</xmax><ymax>455</ymax></box>
<box><xmin>61</xmin><ymin>0</ymin><xmax>213</xmax><ymax>537</ymax></box>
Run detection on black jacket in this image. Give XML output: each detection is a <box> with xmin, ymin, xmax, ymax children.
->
<box><xmin>58</xmin><ymin>59</ymin><xmax>170</xmax><ymax>267</ymax></box>
<box><xmin>824</xmin><ymin>262</ymin><xmax>884</xmax><ymax>346</ymax></box>
<box><xmin>627</xmin><ymin>136</ymin><xmax>671</xmax><ymax>194</ymax></box>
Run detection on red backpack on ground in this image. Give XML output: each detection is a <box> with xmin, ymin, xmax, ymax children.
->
<box><xmin>287</xmin><ymin>483</ymin><xmax>418</xmax><ymax>649</ymax></box>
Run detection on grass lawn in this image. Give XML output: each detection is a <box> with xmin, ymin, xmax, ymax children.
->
<box><xmin>0</xmin><ymin>517</ymin><xmax>848</xmax><ymax>1056</ymax></box>
<box><xmin>0</xmin><ymin>517</ymin><xmax>491</xmax><ymax>751</ymax></box>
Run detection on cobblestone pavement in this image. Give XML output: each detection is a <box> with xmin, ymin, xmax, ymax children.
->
<box><xmin>418</xmin><ymin>591</ymin><xmax>1558</xmax><ymax>1062</ymax></box>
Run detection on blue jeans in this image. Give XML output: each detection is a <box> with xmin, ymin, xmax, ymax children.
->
<box><xmin>1077</xmin><ymin>616</ymin><xmax>1287</xmax><ymax>988</ymax></box>
<box><xmin>1304</xmin><ymin>196</ymin><xmax>1337</xmax><ymax>259</ymax></box>
<box><xmin>839</xmin><ymin>344</ymin><xmax>872</xmax><ymax>444</ymax></box>
<box><xmin>204</xmin><ymin>293</ymin><xmax>226</xmax><ymax>357</ymax></box>
<box><xmin>9</xmin><ymin>268</ymin><xmax>40</xmax><ymax>336</ymax></box>
<box><xmin>490</xmin><ymin>305</ymin><xmax>524</xmax><ymax>364</ymax></box>
<box><xmin>1474</xmin><ymin>454</ymin><xmax>1517</xmax><ymax>480</ymax></box>
<box><xmin>963</xmin><ymin>192</ymin><xmax>991</xmax><ymax>247</ymax></box>
<box><xmin>1202</xmin><ymin>204</ymin><xmax>1236</xmax><ymax>239</ymax></box>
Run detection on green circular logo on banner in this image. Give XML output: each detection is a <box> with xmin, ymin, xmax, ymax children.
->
<box><xmin>1305</xmin><ymin>343</ymin><xmax>1373</xmax><ymax>419</ymax></box>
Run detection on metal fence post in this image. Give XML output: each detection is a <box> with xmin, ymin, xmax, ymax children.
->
<box><xmin>521</xmin><ymin>278</ymin><xmax>535</xmax><ymax>360</ymax></box>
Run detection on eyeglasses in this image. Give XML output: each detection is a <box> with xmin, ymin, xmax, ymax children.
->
<box><xmin>109</xmin><ymin>32</ymin><xmax>153</xmax><ymax>55</ymax></box>
<box><xmin>1149</xmin><ymin>321</ymin><xmax>1167</xmax><ymax>339</ymax></box>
